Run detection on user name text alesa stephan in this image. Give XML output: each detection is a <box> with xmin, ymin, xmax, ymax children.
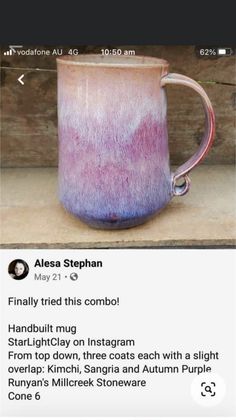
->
<box><xmin>34</xmin><ymin>259</ymin><xmax>103</xmax><ymax>268</ymax></box>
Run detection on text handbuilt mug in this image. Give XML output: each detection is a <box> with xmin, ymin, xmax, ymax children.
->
<box><xmin>57</xmin><ymin>55</ymin><xmax>215</xmax><ymax>229</ymax></box>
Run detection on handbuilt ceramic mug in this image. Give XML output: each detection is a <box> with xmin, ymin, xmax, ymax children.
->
<box><xmin>57</xmin><ymin>55</ymin><xmax>215</xmax><ymax>229</ymax></box>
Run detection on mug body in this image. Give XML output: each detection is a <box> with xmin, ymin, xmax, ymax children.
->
<box><xmin>57</xmin><ymin>55</ymin><xmax>172</xmax><ymax>229</ymax></box>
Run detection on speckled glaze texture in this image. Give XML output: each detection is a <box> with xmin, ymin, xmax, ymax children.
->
<box><xmin>57</xmin><ymin>58</ymin><xmax>172</xmax><ymax>228</ymax></box>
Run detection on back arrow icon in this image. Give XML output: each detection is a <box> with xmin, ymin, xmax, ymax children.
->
<box><xmin>18</xmin><ymin>74</ymin><xmax>24</xmax><ymax>85</ymax></box>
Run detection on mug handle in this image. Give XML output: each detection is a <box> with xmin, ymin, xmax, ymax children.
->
<box><xmin>160</xmin><ymin>73</ymin><xmax>215</xmax><ymax>196</ymax></box>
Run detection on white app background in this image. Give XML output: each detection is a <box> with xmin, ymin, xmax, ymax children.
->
<box><xmin>0</xmin><ymin>249</ymin><xmax>235</xmax><ymax>417</ymax></box>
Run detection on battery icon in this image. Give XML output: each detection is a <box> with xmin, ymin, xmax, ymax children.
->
<box><xmin>217</xmin><ymin>48</ymin><xmax>232</xmax><ymax>56</ymax></box>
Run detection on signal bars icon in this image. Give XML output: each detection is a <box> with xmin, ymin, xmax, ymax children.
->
<box><xmin>4</xmin><ymin>50</ymin><xmax>13</xmax><ymax>56</ymax></box>
<box><xmin>3</xmin><ymin>45</ymin><xmax>23</xmax><ymax>56</ymax></box>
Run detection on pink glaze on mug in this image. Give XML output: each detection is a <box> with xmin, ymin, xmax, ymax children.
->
<box><xmin>57</xmin><ymin>55</ymin><xmax>215</xmax><ymax>229</ymax></box>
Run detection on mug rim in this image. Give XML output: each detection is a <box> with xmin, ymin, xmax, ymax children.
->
<box><xmin>56</xmin><ymin>54</ymin><xmax>169</xmax><ymax>69</ymax></box>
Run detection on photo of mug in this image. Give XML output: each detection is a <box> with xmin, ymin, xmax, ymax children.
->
<box><xmin>57</xmin><ymin>55</ymin><xmax>215</xmax><ymax>229</ymax></box>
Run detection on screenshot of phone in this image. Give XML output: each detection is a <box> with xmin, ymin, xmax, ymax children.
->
<box><xmin>0</xmin><ymin>44</ymin><xmax>235</xmax><ymax>419</ymax></box>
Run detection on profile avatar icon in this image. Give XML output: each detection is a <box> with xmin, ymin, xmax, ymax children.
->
<box><xmin>8</xmin><ymin>259</ymin><xmax>29</xmax><ymax>280</ymax></box>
